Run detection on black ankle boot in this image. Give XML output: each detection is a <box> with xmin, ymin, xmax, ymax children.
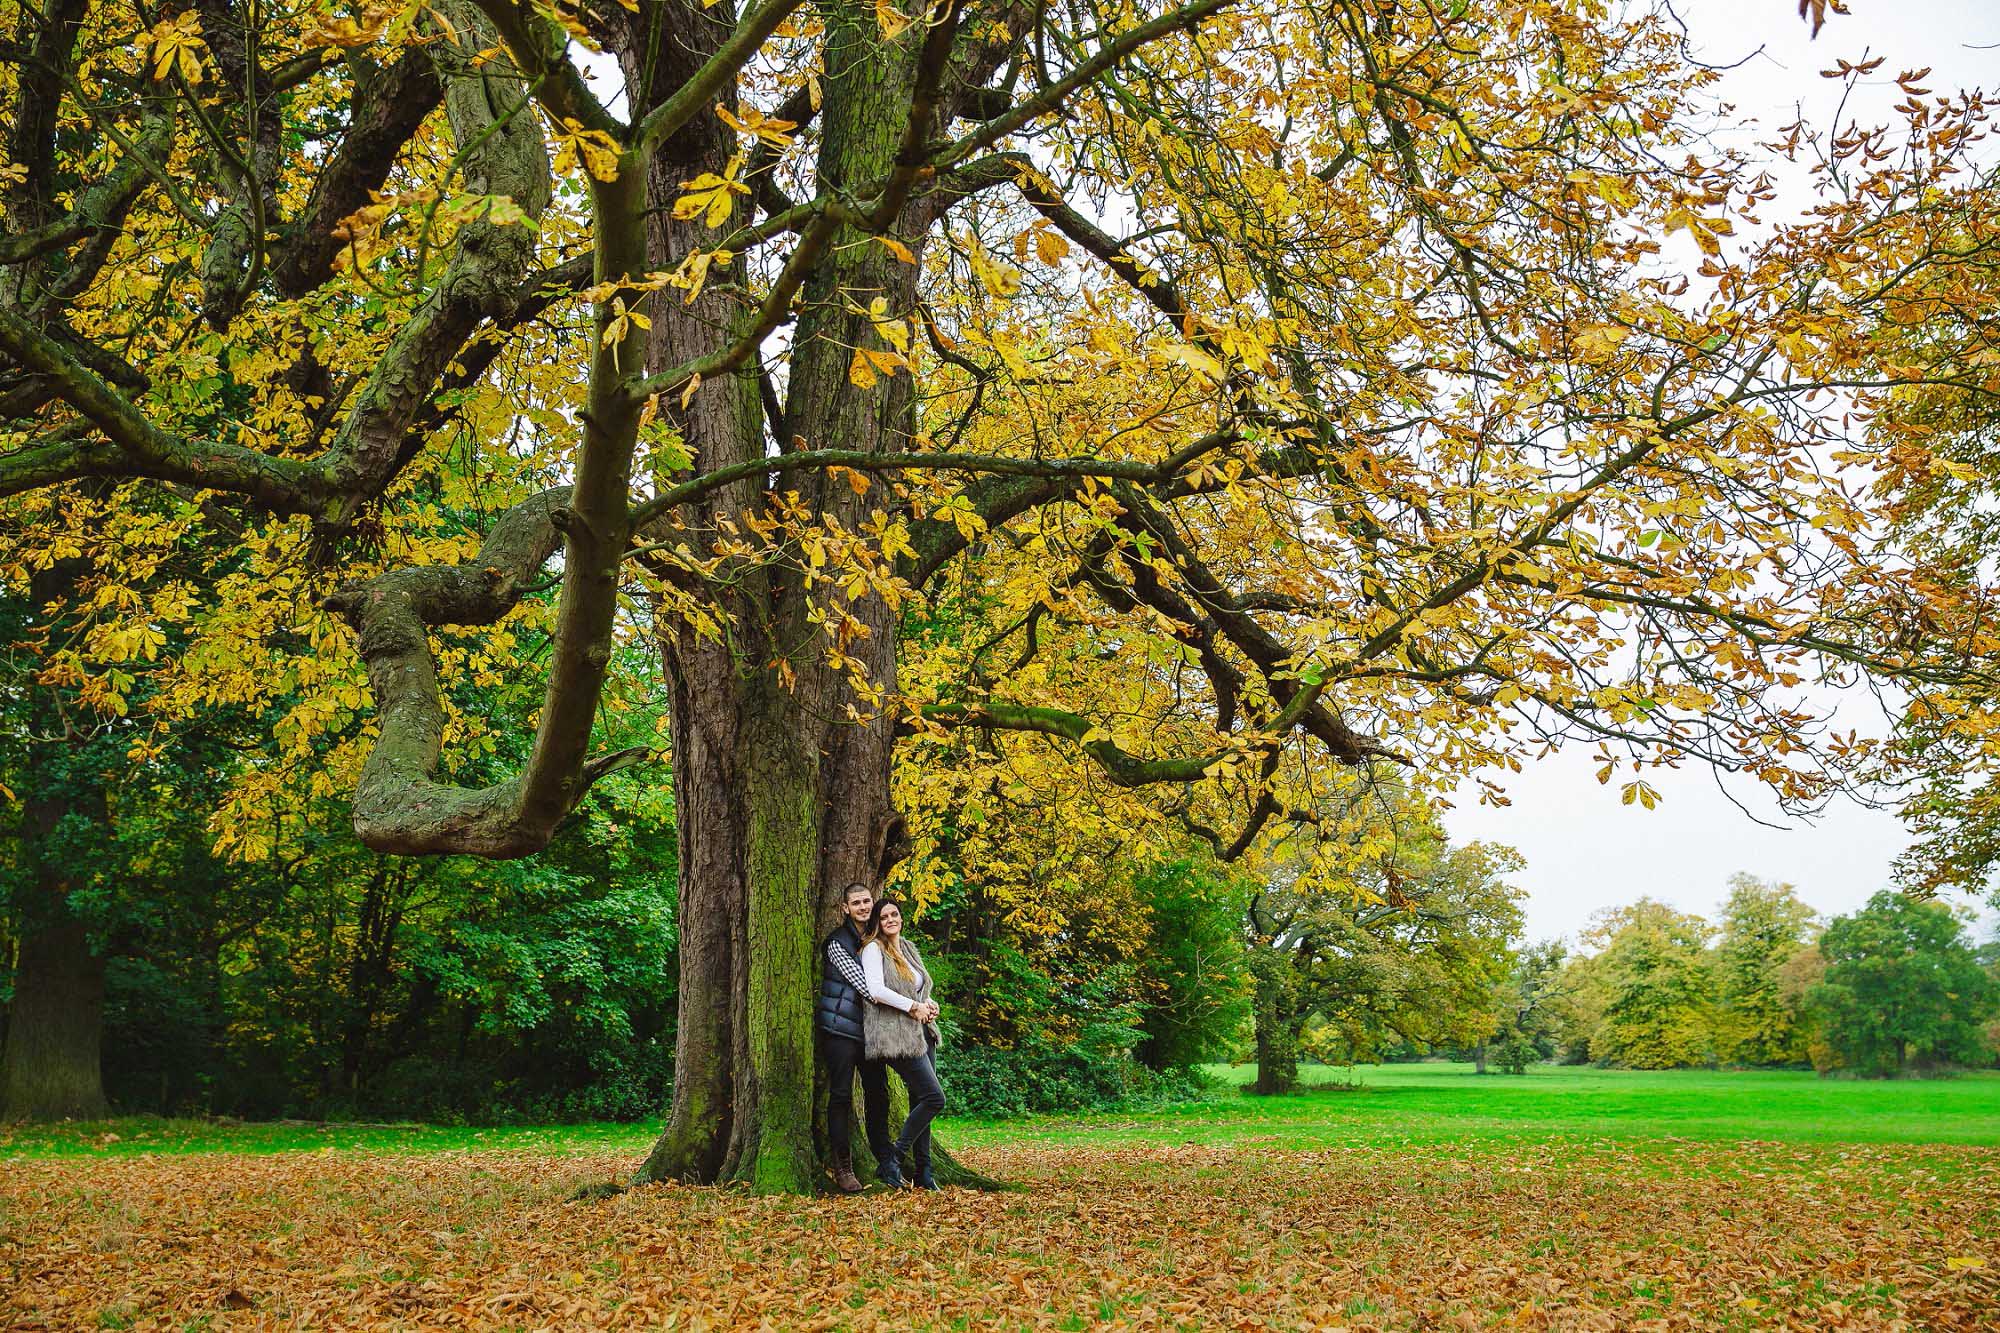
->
<box><xmin>875</xmin><ymin>1144</ymin><xmax>904</xmax><ymax>1188</ymax></box>
<box><xmin>913</xmin><ymin>1148</ymin><xmax>938</xmax><ymax>1190</ymax></box>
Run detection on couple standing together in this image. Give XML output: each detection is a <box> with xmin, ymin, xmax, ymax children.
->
<box><xmin>817</xmin><ymin>880</ymin><xmax>948</xmax><ymax>1192</ymax></box>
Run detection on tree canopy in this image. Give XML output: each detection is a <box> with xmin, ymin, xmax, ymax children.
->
<box><xmin>1807</xmin><ymin>890</ymin><xmax>1997</xmax><ymax>1075</ymax></box>
<box><xmin>1</xmin><ymin>0</ymin><xmax>1992</xmax><ymax>858</ymax></box>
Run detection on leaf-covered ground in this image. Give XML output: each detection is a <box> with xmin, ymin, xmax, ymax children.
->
<box><xmin>6</xmin><ymin>1138</ymin><xmax>1998</xmax><ymax>1330</ymax></box>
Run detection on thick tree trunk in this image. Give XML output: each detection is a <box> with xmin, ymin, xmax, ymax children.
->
<box><xmin>734</xmin><ymin>689</ymin><xmax>825</xmax><ymax>1192</ymax></box>
<box><xmin>3</xmin><ymin>547</ymin><xmax>110</xmax><ymax>1122</ymax></box>
<box><xmin>636</xmin><ymin>653</ymin><xmax>1001</xmax><ymax>1192</ymax></box>
<box><xmin>1</xmin><ymin>920</ymin><xmax>108</xmax><ymax>1120</ymax></box>
<box><xmin>626</xmin><ymin>0</ymin><xmax>782</xmax><ymax>1185</ymax></box>
<box><xmin>637</xmin><ymin>634</ymin><xmax>746</xmax><ymax>1182</ymax></box>
<box><xmin>1250</xmin><ymin>951</ymin><xmax>1299</xmax><ymax>1097</ymax></box>
<box><xmin>630</xmin><ymin>0</ymin><xmax>1002</xmax><ymax>1193</ymax></box>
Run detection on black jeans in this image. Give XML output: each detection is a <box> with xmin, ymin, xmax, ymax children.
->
<box><xmin>820</xmin><ymin>1031</ymin><xmax>890</xmax><ymax>1161</ymax></box>
<box><xmin>883</xmin><ymin>1048</ymin><xmax>946</xmax><ymax>1168</ymax></box>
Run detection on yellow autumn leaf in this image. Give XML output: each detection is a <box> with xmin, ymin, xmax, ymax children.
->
<box><xmin>933</xmin><ymin>493</ymin><xmax>987</xmax><ymax>540</ymax></box>
<box><xmin>875</xmin><ymin>0</ymin><xmax>912</xmax><ymax>38</ymax></box>
<box><xmin>303</xmin><ymin>13</ymin><xmax>389</xmax><ymax>48</ymax></box>
<box><xmin>716</xmin><ymin>103</ymin><xmax>798</xmax><ymax>149</ymax></box>
<box><xmin>876</xmin><ymin>235</ymin><xmax>917</xmax><ymax>264</ymax></box>
<box><xmin>600</xmin><ymin>296</ymin><xmax>649</xmax><ymax>370</ymax></box>
<box><xmin>673</xmin><ymin>163</ymin><xmax>749</xmax><ymax>229</ymax></box>
<box><xmin>553</xmin><ymin>119</ymin><xmax>623</xmax><ymax>182</ymax></box>
<box><xmin>143</xmin><ymin>13</ymin><xmax>206</xmax><ymax>83</ymax></box>
<box><xmin>848</xmin><ymin>346</ymin><xmax>905</xmax><ymax>388</ymax></box>
<box><xmin>1664</xmin><ymin>206</ymin><xmax>1731</xmax><ymax>257</ymax></box>
<box><xmin>848</xmin><ymin>347</ymin><xmax>879</xmax><ymax>389</ymax></box>
<box><xmin>1574</xmin><ymin>323</ymin><xmax>1629</xmax><ymax>363</ymax></box>
<box><xmin>669</xmin><ymin>248</ymin><xmax>733</xmax><ymax>304</ymax></box>
<box><xmin>1162</xmin><ymin>342</ymin><xmax>1225</xmax><ymax>383</ymax></box>
<box><xmin>968</xmin><ymin>245</ymin><xmax>1021</xmax><ymax>298</ymax></box>
<box><xmin>990</xmin><ymin>332</ymin><xmax>1034</xmax><ymax>380</ymax></box>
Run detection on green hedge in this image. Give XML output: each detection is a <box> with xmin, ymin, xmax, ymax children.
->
<box><xmin>937</xmin><ymin>1044</ymin><xmax>1212</xmax><ymax>1118</ymax></box>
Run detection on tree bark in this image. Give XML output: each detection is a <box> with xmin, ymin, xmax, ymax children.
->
<box><xmin>631</xmin><ymin>0</ymin><xmax>1010</xmax><ymax>1191</ymax></box>
<box><xmin>1</xmin><ymin>920</ymin><xmax>108</xmax><ymax>1120</ymax></box>
<box><xmin>1250</xmin><ymin>950</ymin><xmax>1299</xmax><ymax>1097</ymax></box>
<box><xmin>0</xmin><ymin>695</ymin><xmax>112</xmax><ymax>1125</ymax></box>
<box><xmin>628</xmin><ymin>0</ymin><xmax>797</xmax><ymax>1186</ymax></box>
<box><xmin>1</xmin><ymin>508</ymin><xmax>112</xmax><ymax>1122</ymax></box>
<box><xmin>638</xmin><ymin>655</ymin><xmax>1001</xmax><ymax>1190</ymax></box>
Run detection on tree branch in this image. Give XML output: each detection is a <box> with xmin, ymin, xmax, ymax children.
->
<box><xmin>630</xmin><ymin>444</ymin><xmax>1198</xmax><ymax>529</ymax></box>
<box><xmin>272</xmin><ymin>46</ymin><xmax>445</xmax><ymax>299</ymax></box>
<box><xmin>0</xmin><ymin>302</ymin><xmax>324</xmax><ymax>507</ymax></box>
<box><xmin>920</xmin><ymin>700</ymin><xmax>1221</xmax><ymax>786</ymax></box>
<box><xmin>466</xmin><ymin>0</ymin><xmax>621</xmax><ymax>135</ymax></box>
<box><xmin>924</xmin><ymin>660</ymin><xmax>1353</xmax><ymax>790</ymax></box>
<box><xmin>0</xmin><ymin>113</ymin><xmax>167</xmax><ymax>269</ymax></box>
<box><xmin>633</xmin><ymin>0</ymin><xmax>813</xmax><ymax>152</ymax></box>
<box><xmin>931</xmin><ymin>0</ymin><xmax>1236</xmax><ymax>172</ymax></box>
<box><xmin>322</xmin><ymin>487</ymin><xmax>626</xmax><ymax>855</ymax></box>
<box><xmin>1018</xmin><ymin>171</ymin><xmax>1200</xmax><ymax>338</ymax></box>
<box><xmin>313</xmin><ymin>1</ymin><xmax>554</xmax><ymax>533</ymax></box>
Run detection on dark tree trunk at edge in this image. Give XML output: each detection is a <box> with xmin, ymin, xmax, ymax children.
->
<box><xmin>3</xmin><ymin>533</ymin><xmax>110</xmax><ymax>1122</ymax></box>
<box><xmin>1</xmin><ymin>920</ymin><xmax>108</xmax><ymax>1121</ymax></box>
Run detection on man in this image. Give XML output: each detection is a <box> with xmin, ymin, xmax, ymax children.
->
<box><xmin>819</xmin><ymin>881</ymin><xmax>904</xmax><ymax>1190</ymax></box>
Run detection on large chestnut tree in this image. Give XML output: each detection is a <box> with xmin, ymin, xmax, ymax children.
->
<box><xmin>1</xmin><ymin>0</ymin><xmax>1992</xmax><ymax>1184</ymax></box>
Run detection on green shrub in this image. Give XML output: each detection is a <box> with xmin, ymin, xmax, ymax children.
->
<box><xmin>937</xmin><ymin>1044</ymin><xmax>1211</xmax><ymax>1117</ymax></box>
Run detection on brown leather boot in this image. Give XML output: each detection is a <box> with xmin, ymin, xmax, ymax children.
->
<box><xmin>830</xmin><ymin>1152</ymin><xmax>865</xmax><ymax>1194</ymax></box>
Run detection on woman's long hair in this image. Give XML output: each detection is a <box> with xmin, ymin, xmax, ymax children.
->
<box><xmin>863</xmin><ymin>898</ymin><xmax>918</xmax><ymax>983</ymax></box>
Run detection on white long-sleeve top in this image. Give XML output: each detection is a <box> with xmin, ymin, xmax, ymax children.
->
<box><xmin>858</xmin><ymin>940</ymin><xmax>918</xmax><ymax>1013</ymax></box>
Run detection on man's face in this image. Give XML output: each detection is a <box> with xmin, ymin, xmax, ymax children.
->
<box><xmin>844</xmin><ymin>888</ymin><xmax>873</xmax><ymax>925</ymax></box>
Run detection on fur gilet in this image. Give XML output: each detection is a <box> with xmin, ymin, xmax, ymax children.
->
<box><xmin>861</xmin><ymin>938</ymin><xmax>936</xmax><ymax>1061</ymax></box>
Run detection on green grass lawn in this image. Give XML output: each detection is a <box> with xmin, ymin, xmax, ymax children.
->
<box><xmin>943</xmin><ymin>1062</ymin><xmax>2000</xmax><ymax>1155</ymax></box>
<box><xmin>0</xmin><ymin>1114</ymin><xmax>653</xmax><ymax>1159</ymax></box>
<box><xmin>7</xmin><ymin>1061</ymin><xmax>1997</xmax><ymax>1161</ymax></box>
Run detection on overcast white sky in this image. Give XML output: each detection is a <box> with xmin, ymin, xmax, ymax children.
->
<box><xmin>1442</xmin><ymin>0</ymin><xmax>2000</xmax><ymax>944</ymax></box>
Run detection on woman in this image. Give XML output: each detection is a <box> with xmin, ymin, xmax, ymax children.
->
<box><xmin>858</xmin><ymin>897</ymin><xmax>946</xmax><ymax>1189</ymax></box>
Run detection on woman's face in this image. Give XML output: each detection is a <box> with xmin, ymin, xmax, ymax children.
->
<box><xmin>876</xmin><ymin>904</ymin><xmax>902</xmax><ymax>938</ymax></box>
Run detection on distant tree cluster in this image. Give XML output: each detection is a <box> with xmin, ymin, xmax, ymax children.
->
<box><xmin>1530</xmin><ymin>878</ymin><xmax>2000</xmax><ymax>1077</ymax></box>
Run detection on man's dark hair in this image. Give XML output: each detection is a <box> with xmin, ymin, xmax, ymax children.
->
<box><xmin>842</xmin><ymin>881</ymin><xmax>873</xmax><ymax>901</ymax></box>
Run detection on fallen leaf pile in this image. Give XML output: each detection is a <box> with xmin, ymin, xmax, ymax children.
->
<box><xmin>4</xmin><ymin>1139</ymin><xmax>1997</xmax><ymax>1329</ymax></box>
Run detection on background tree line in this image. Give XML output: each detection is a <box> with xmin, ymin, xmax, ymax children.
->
<box><xmin>1526</xmin><ymin>877</ymin><xmax>2000</xmax><ymax>1079</ymax></box>
<box><xmin>15</xmin><ymin>694</ymin><xmax>1991</xmax><ymax>1126</ymax></box>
